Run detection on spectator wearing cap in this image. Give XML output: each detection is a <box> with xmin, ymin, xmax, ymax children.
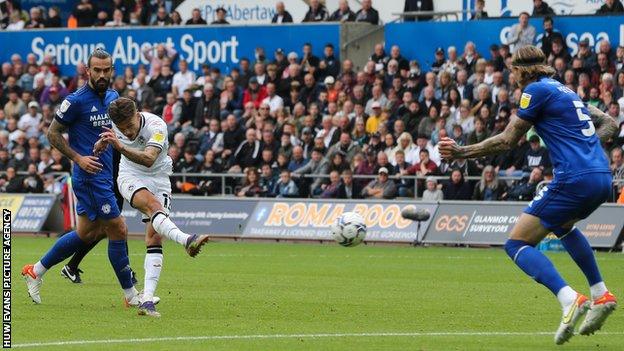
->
<box><xmin>404</xmin><ymin>0</ymin><xmax>434</xmax><ymax>21</ymax></box>
<box><xmin>272</xmin><ymin>49</ymin><xmax>289</xmax><ymax>74</ymax></box>
<box><xmin>329</xmin><ymin>0</ymin><xmax>356</xmax><ymax>22</ymax></box>
<box><xmin>18</xmin><ymin>101</ymin><xmax>41</xmax><ymax>139</ymax></box>
<box><xmin>575</xmin><ymin>39</ymin><xmax>597</xmax><ymax>72</ymax></box>
<box><xmin>303</xmin><ymin>0</ymin><xmax>328</xmax><ymax>22</ymax></box>
<box><xmin>422</xmin><ymin>176</ymin><xmax>444</xmax><ymax>201</ymax></box>
<box><xmin>355</xmin><ymin>0</ymin><xmax>379</xmax><ymax>25</ymax></box>
<box><xmin>362</xmin><ymin>167</ymin><xmax>397</xmax><ymax>199</ymax></box>
<box><xmin>431</xmin><ymin>47</ymin><xmax>446</xmax><ymax>74</ymax></box>
<box><xmin>243</xmin><ymin>77</ymin><xmax>268</xmax><ymax>110</ymax></box>
<box><xmin>507</xmin><ymin>12</ymin><xmax>536</xmax><ymax>53</ymax></box>
<box><xmin>186</xmin><ymin>8</ymin><xmax>207</xmax><ymax>25</ymax></box>
<box><xmin>470</xmin><ymin>0</ymin><xmax>488</xmax><ymax>20</ymax></box>
<box><xmin>272</xmin><ymin>2</ymin><xmax>293</xmax><ymax>23</ymax></box>
<box><xmin>365</xmin><ymin>101</ymin><xmax>385</xmax><ymax>134</ymax></box>
<box><xmin>211</xmin><ymin>7</ymin><xmax>229</xmax><ymax>25</ymax></box>
<box><xmin>523</xmin><ymin>135</ymin><xmax>551</xmax><ymax>172</ymax></box>
<box><xmin>596</xmin><ymin>0</ymin><xmax>624</xmax><ymax>14</ymax></box>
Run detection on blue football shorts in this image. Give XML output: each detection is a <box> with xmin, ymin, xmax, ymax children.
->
<box><xmin>524</xmin><ymin>172</ymin><xmax>612</xmax><ymax>235</ymax></box>
<box><xmin>74</xmin><ymin>176</ymin><xmax>121</xmax><ymax>221</ymax></box>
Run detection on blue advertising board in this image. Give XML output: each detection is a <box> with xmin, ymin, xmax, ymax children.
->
<box><xmin>0</xmin><ymin>24</ymin><xmax>340</xmax><ymax>76</ymax></box>
<box><xmin>386</xmin><ymin>15</ymin><xmax>624</xmax><ymax>71</ymax></box>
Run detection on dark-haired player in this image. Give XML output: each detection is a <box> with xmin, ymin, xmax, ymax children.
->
<box><xmin>439</xmin><ymin>45</ymin><xmax>618</xmax><ymax>345</ymax></box>
<box><xmin>22</xmin><ymin>49</ymin><xmax>144</xmax><ymax>306</ymax></box>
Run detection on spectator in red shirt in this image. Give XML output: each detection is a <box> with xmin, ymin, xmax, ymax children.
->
<box><xmin>242</xmin><ymin>77</ymin><xmax>267</xmax><ymax>109</ymax></box>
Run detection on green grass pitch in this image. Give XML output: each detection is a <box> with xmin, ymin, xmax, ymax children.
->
<box><xmin>11</xmin><ymin>236</ymin><xmax>624</xmax><ymax>350</ymax></box>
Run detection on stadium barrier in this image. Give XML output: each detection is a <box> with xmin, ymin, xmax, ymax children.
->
<box><xmin>5</xmin><ymin>192</ymin><xmax>622</xmax><ymax>249</ymax></box>
<box><xmin>385</xmin><ymin>15</ymin><xmax>624</xmax><ymax>71</ymax></box>
<box><xmin>120</xmin><ymin>197</ymin><xmax>624</xmax><ymax>249</ymax></box>
<box><xmin>0</xmin><ymin>193</ymin><xmax>64</xmax><ymax>233</ymax></box>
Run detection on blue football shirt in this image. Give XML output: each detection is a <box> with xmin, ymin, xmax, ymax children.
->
<box><xmin>516</xmin><ymin>77</ymin><xmax>610</xmax><ymax>179</ymax></box>
<box><xmin>55</xmin><ymin>84</ymin><xmax>119</xmax><ymax>180</ymax></box>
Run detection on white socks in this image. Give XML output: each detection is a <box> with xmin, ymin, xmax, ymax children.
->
<box><xmin>151</xmin><ymin>212</ymin><xmax>190</xmax><ymax>246</ymax></box>
<box><xmin>33</xmin><ymin>261</ymin><xmax>48</xmax><ymax>277</ymax></box>
<box><xmin>143</xmin><ymin>250</ymin><xmax>163</xmax><ymax>303</ymax></box>
<box><xmin>590</xmin><ymin>282</ymin><xmax>608</xmax><ymax>300</ymax></box>
<box><xmin>557</xmin><ymin>286</ymin><xmax>578</xmax><ymax>313</ymax></box>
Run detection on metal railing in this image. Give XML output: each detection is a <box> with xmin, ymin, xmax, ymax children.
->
<box><xmin>170</xmin><ymin>172</ymin><xmax>525</xmax><ymax>198</ymax></box>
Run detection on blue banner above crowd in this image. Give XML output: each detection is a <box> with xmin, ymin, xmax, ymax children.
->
<box><xmin>0</xmin><ymin>24</ymin><xmax>340</xmax><ymax>76</ymax></box>
<box><xmin>386</xmin><ymin>15</ymin><xmax>624</xmax><ymax>71</ymax></box>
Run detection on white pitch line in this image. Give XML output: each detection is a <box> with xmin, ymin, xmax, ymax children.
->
<box><xmin>13</xmin><ymin>331</ymin><xmax>624</xmax><ymax>348</ymax></box>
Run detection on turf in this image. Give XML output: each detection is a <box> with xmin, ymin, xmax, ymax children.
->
<box><xmin>11</xmin><ymin>236</ymin><xmax>624</xmax><ymax>350</ymax></box>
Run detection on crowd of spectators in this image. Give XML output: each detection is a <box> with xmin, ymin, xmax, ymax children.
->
<box><xmin>1</xmin><ymin>8</ymin><xmax>624</xmax><ymax>203</ymax></box>
<box><xmin>2</xmin><ymin>0</ymin><xmax>623</xmax><ymax>31</ymax></box>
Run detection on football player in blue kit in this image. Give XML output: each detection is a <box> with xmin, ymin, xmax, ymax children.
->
<box><xmin>439</xmin><ymin>46</ymin><xmax>618</xmax><ymax>345</ymax></box>
<box><xmin>22</xmin><ymin>49</ymin><xmax>145</xmax><ymax>307</ymax></box>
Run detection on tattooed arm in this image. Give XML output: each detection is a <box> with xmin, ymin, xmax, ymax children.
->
<box><xmin>439</xmin><ymin>115</ymin><xmax>533</xmax><ymax>160</ymax></box>
<box><xmin>47</xmin><ymin>119</ymin><xmax>79</xmax><ymax>162</ymax></box>
<box><xmin>47</xmin><ymin>119</ymin><xmax>103</xmax><ymax>174</ymax></box>
<box><xmin>587</xmin><ymin>104</ymin><xmax>618</xmax><ymax>143</ymax></box>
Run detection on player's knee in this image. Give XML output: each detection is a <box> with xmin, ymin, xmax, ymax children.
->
<box><xmin>107</xmin><ymin>219</ymin><xmax>128</xmax><ymax>241</ymax></box>
<box><xmin>146</xmin><ymin>199</ymin><xmax>164</xmax><ymax>217</ymax></box>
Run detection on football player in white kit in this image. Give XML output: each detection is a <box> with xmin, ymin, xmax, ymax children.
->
<box><xmin>94</xmin><ymin>97</ymin><xmax>210</xmax><ymax>317</ymax></box>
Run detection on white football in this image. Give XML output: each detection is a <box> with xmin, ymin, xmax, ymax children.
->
<box><xmin>331</xmin><ymin>211</ymin><xmax>367</xmax><ymax>247</ymax></box>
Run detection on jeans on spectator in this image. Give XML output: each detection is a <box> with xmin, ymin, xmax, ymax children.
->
<box><xmin>397</xmin><ymin>185</ymin><xmax>412</xmax><ymax>198</ymax></box>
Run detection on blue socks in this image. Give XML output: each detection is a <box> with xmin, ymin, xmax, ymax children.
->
<box><xmin>560</xmin><ymin>227</ymin><xmax>603</xmax><ymax>286</ymax></box>
<box><xmin>40</xmin><ymin>231</ymin><xmax>86</xmax><ymax>269</ymax></box>
<box><xmin>108</xmin><ymin>240</ymin><xmax>134</xmax><ymax>289</ymax></box>
<box><xmin>504</xmin><ymin>239</ymin><xmax>567</xmax><ymax>295</ymax></box>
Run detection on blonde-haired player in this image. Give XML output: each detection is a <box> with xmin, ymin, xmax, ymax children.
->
<box><xmin>95</xmin><ymin>97</ymin><xmax>210</xmax><ymax>317</ymax></box>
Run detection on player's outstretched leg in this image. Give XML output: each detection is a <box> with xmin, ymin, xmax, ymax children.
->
<box><xmin>504</xmin><ymin>238</ymin><xmax>589</xmax><ymax>345</ymax></box>
<box><xmin>21</xmin><ymin>230</ymin><xmax>89</xmax><ymax>303</ymax></box>
<box><xmin>558</xmin><ymin>227</ymin><xmax>618</xmax><ymax>335</ymax></box>
<box><xmin>151</xmin><ymin>211</ymin><xmax>209</xmax><ymax>257</ymax></box>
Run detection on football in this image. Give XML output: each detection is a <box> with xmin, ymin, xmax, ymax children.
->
<box><xmin>331</xmin><ymin>212</ymin><xmax>367</xmax><ymax>247</ymax></box>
